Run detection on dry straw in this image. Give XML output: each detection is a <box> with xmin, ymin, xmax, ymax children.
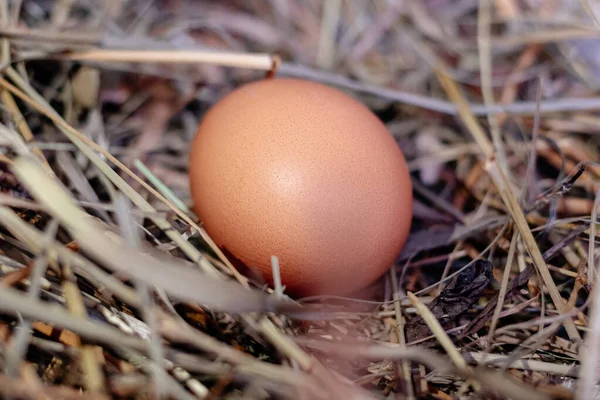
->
<box><xmin>0</xmin><ymin>1</ymin><xmax>595</xmax><ymax>399</ymax></box>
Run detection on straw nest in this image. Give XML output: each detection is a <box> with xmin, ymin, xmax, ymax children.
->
<box><xmin>0</xmin><ymin>1</ymin><xmax>597</xmax><ymax>399</ymax></box>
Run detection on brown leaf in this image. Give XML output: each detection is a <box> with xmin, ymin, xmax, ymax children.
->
<box><xmin>405</xmin><ymin>259</ymin><xmax>493</xmax><ymax>345</ymax></box>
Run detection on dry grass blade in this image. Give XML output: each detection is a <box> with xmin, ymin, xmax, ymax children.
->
<box><xmin>390</xmin><ymin>265</ymin><xmax>415</xmax><ymax>400</ymax></box>
<box><xmin>316</xmin><ymin>0</ymin><xmax>341</xmax><ymax>69</ymax></box>
<box><xmin>484</xmin><ymin>230</ymin><xmax>518</xmax><ymax>354</ymax></box>
<box><xmin>432</xmin><ymin>71</ymin><xmax>494</xmax><ymax>156</ymax></box>
<box><xmin>406</xmin><ymin>292</ymin><xmax>467</xmax><ymax>370</ymax></box>
<box><xmin>588</xmin><ymin>187</ymin><xmax>600</xmax><ymax>283</ymax></box>
<box><xmin>576</xmin><ymin>187</ymin><xmax>600</xmax><ymax>400</ymax></box>
<box><xmin>0</xmin><ymin>89</ymin><xmax>51</xmax><ymax>172</ymax></box>
<box><xmin>256</xmin><ymin>316</ymin><xmax>312</xmax><ymax>371</ymax></box>
<box><xmin>477</xmin><ymin>0</ymin><xmax>508</xmax><ymax>178</ymax></box>
<box><xmin>467</xmin><ymin>352</ymin><xmax>579</xmax><ymax>376</ymax></box>
<box><xmin>134</xmin><ymin>158</ymin><xmax>189</xmax><ymax>213</ymax></box>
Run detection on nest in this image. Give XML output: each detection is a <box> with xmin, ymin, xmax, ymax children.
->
<box><xmin>0</xmin><ymin>0</ymin><xmax>596</xmax><ymax>399</ymax></box>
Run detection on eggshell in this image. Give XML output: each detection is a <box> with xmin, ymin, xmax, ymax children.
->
<box><xmin>189</xmin><ymin>77</ymin><xmax>412</xmax><ymax>297</ymax></box>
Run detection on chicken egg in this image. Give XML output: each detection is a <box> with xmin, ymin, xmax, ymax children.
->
<box><xmin>189</xmin><ymin>77</ymin><xmax>412</xmax><ymax>297</ymax></box>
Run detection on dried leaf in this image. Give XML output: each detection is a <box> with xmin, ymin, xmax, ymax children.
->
<box><xmin>405</xmin><ymin>259</ymin><xmax>493</xmax><ymax>345</ymax></box>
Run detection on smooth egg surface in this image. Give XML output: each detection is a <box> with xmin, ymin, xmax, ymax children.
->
<box><xmin>189</xmin><ymin>77</ymin><xmax>412</xmax><ymax>297</ymax></box>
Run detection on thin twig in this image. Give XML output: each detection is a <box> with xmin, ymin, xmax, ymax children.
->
<box><xmin>525</xmin><ymin>77</ymin><xmax>543</xmax><ymax>206</ymax></box>
<box><xmin>61</xmin><ymin>49</ymin><xmax>276</xmax><ymax>70</ymax></box>
<box><xmin>588</xmin><ymin>187</ymin><xmax>600</xmax><ymax>283</ymax></box>
<box><xmin>478</xmin><ymin>0</ymin><xmax>509</xmax><ymax>179</ymax></box>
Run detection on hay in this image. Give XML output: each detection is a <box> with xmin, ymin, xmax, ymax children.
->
<box><xmin>0</xmin><ymin>1</ymin><xmax>596</xmax><ymax>399</ymax></box>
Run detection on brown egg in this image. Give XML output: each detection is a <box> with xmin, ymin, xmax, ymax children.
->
<box><xmin>189</xmin><ymin>77</ymin><xmax>412</xmax><ymax>297</ymax></box>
